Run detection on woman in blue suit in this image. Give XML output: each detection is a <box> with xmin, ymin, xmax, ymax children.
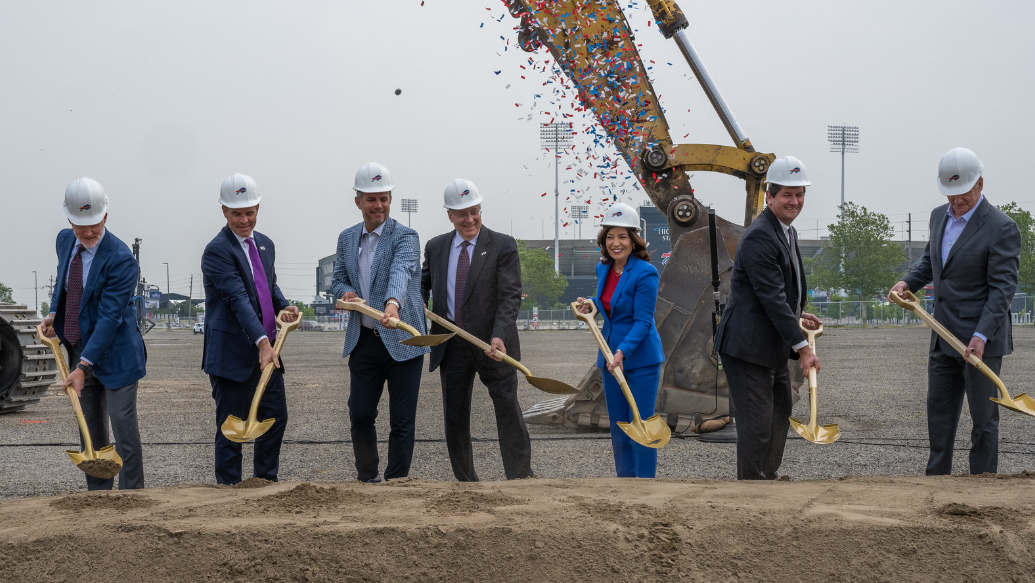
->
<box><xmin>577</xmin><ymin>203</ymin><xmax>665</xmax><ymax>478</ymax></box>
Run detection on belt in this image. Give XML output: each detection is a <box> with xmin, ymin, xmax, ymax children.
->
<box><xmin>361</xmin><ymin>326</ymin><xmax>380</xmax><ymax>338</ymax></box>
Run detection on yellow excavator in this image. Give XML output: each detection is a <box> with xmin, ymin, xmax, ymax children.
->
<box><xmin>510</xmin><ymin>0</ymin><xmax>780</xmax><ymax>433</ymax></box>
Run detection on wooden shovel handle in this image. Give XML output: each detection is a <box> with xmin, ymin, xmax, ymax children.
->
<box><xmin>36</xmin><ymin>325</ymin><xmax>96</xmax><ymax>457</ymax></box>
<box><xmin>424</xmin><ymin>308</ymin><xmax>532</xmax><ymax>376</ymax></box>
<box><xmin>335</xmin><ymin>298</ymin><xmax>420</xmax><ymax>337</ymax></box>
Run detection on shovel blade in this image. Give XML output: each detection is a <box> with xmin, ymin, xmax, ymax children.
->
<box><xmin>525</xmin><ymin>376</ymin><xmax>580</xmax><ymax>395</ymax></box>
<box><xmin>617</xmin><ymin>415</ymin><xmax>671</xmax><ymax>449</ymax></box>
<box><xmin>221</xmin><ymin>415</ymin><xmax>276</xmax><ymax>443</ymax></box>
<box><xmin>400</xmin><ymin>333</ymin><xmax>455</xmax><ymax>347</ymax></box>
<box><xmin>789</xmin><ymin>416</ymin><xmax>841</xmax><ymax>445</ymax></box>
<box><xmin>991</xmin><ymin>392</ymin><xmax>1035</xmax><ymax>418</ymax></box>
<box><xmin>67</xmin><ymin>446</ymin><xmax>124</xmax><ymax>479</ymax></box>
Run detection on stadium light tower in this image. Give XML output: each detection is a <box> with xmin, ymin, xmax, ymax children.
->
<box><xmin>400</xmin><ymin>198</ymin><xmax>418</xmax><ymax>227</ymax></box>
<box><xmin>827</xmin><ymin>125</ymin><xmax>859</xmax><ymax>208</ymax></box>
<box><xmin>571</xmin><ymin>205</ymin><xmax>588</xmax><ymax>240</ymax></box>
<box><xmin>540</xmin><ymin>122</ymin><xmax>574</xmax><ymax>273</ymax></box>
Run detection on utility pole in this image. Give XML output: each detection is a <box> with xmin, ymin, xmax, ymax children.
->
<box><xmin>163</xmin><ymin>262</ymin><xmax>170</xmax><ymax>295</ymax></box>
<box><xmin>31</xmin><ymin>271</ymin><xmax>37</xmax><ymax>316</ymax></box>
<box><xmin>540</xmin><ymin>122</ymin><xmax>574</xmax><ymax>273</ymax></box>
<box><xmin>907</xmin><ymin>213</ymin><xmax>912</xmax><ymax>266</ymax></box>
<box><xmin>827</xmin><ymin>125</ymin><xmax>860</xmax><ymax>208</ymax></box>
<box><xmin>188</xmin><ymin>275</ymin><xmax>194</xmax><ymax>319</ymax></box>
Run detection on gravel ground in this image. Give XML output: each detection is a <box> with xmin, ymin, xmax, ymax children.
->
<box><xmin>3</xmin><ymin>326</ymin><xmax>1035</xmax><ymax>498</ymax></box>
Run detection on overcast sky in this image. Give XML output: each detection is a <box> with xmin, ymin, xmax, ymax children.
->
<box><xmin>3</xmin><ymin>1</ymin><xmax>1033</xmax><ymax>309</ymax></box>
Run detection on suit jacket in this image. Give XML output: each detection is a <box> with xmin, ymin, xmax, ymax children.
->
<box><xmin>903</xmin><ymin>197</ymin><xmax>1020</xmax><ymax>357</ymax></box>
<box><xmin>421</xmin><ymin>226</ymin><xmax>522</xmax><ymax>372</ymax></box>
<box><xmin>588</xmin><ymin>256</ymin><xmax>664</xmax><ymax>371</ymax></box>
<box><xmin>331</xmin><ymin>217</ymin><xmax>429</xmax><ymax>362</ymax></box>
<box><xmin>50</xmin><ymin>228</ymin><xmax>146</xmax><ymax>388</ymax></box>
<box><xmin>713</xmin><ymin>207</ymin><xmax>807</xmax><ymax>370</ymax></box>
<box><xmin>201</xmin><ymin>226</ymin><xmax>290</xmax><ymax>382</ymax></box>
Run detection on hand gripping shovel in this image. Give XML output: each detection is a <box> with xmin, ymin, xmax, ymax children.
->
<box><xmin>890</xmin><ymin>290</ymin><xmax>1035</xmax><ymax>417</ymax></box>
<box><xmin>570</xmin><ymin>301</ymin><xmax>670</xmax><ymax>448</ymax></box>
<box><xmin>788</xmin><ymin>319</ymin><xmax>841</xmax><ymax>444</ymax></box>
<box><xmin>424</xmin><ymin>308</ymin><xmax>578</xmax><ymax>394</ymax></box>
<box><xmin>335</xmin><ymin>299</ymin><xmax>454</xmax><ymax>346</ymax></box>
<box><xmin>36</xmin><ymin>325</ymin><xmax>123</xmax><ymax>480</ymax></box>
<box><xmin>221</xmin><ymin>311</ymin><xmax>301</xmax><ymax>443</ymax></box>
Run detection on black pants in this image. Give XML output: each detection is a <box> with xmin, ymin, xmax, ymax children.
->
<box><xmin>439</xmin><ymin>340</ymin><xmax>534</xmax><ymax>482</ymax></box>
<box><xmin>720</xmin><ymin>352</ymin><xmax>792</xmax><ymax>480</ymax></box>
<box><xmin>347</xmin><ymin>327</ymin><xmax>423</xmax><ymax>481</ymax></box>
<box><xmin>67</xmin><ymin>343</ymin><xmax>144</xmax><ymax>490</ymax></box>
<box><xmin>210</xmin><ymin>366</ymin><xmax>288</xmax><ymax>485</ymax></box>
<box><xmin>927</xmin><ymin>349</ymin><xmax>1002</xmax><ymax>475</ymax></box>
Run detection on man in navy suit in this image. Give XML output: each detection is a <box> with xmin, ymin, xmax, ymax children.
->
<box><xmin>713</xmin><ymin>156</ymin><xmax>822</xmax><ymax>480</ymax></box>
<box><xmin>42</xmin><ymin>177</ymin><xmax>147</xmax><ymax>490</ymax></box>
<box><xmin>332</xmin><ymin>162</ymin><xmax>428</xmax><ymax>484</ymax></box>
<box><xmin>890</xmin><ymin>148</ymin><xmax>1020</xmax><ymax>475</ymax></box>
<box><xmin>201</xmin><ymin>173</ymin><xmax>299</xmax><ymax>485</ymax></box>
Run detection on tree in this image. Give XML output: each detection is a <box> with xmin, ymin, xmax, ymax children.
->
<box><xmin>291</xmin><ymin>300</ymin><xmax>316</xmax><ymax>318</ymax></box>
<box><xmin>0</xmin><ymin>282</ymin><xmax>12</xmax><ymax>303</ymax></box>
<box><xmin>41</xmin><ymin>301</ymin><xmax>50</xmax><ymax>316</ymax></box>
<box><xmin>997</xmin><ymin>202</ymin><xmax>1035</xmax><ymax>294</ymax></box>
<box><xmin>517</xmin><ymin>240</ymin><xmax>567</xmax><ymax>309</ymax></box>
<box><xmin>806</xmin><ymin>203</ymin><xmax>905</xmax><ymax>326</ymax></box>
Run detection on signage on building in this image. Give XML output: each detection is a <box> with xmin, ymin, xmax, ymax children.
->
<box><xmin>639</xmin><ymin>205</ymin><xmax>672</xmax><ymax>273</ymax></box>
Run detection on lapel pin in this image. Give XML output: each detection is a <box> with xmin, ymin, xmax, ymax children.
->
<box><xmin>481</xmin><ymin>251</ymin><xmax>487</xmax><ymax>256</ymax></box>
<box><xmin>260</xmin><ymin>246</ymin><xmax>266</xmax><ymax>251</ymax></box>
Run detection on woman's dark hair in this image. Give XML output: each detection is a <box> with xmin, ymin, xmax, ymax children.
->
<box><xmin>596</xmin><ymin>226</ymin><xmax>651</xmax><ymax>265</ymax></box>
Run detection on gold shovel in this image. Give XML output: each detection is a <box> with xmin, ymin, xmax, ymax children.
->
<box><xmin>424</xmin><ymin>308</ymin><xmax>579</xmax><ymax>394</ymax></box>
<box><xmin>36</xmin><ymin>325</ymin><xmax>123</xmax><ymax>480</ymax></box>
<box><xmin>788</xmin><ymin>319</ymin><xmax>841</xmax><ymax>444</ymax></box>
<box><xmin>221</xmin><ymin>310</ymin><xmax>301</xmax><ymax>443</ymax></box>
<box><xmin>570</xmin><ymin>301</ymin><xmax>670</xmax><ymax>448</ymax></box>
<box><xmin>890</xmin><ymin>290</ymin><xmax>1035</xmax><ymax>418</ymax></box>
<box><xmin>334</xmin><ymin>298</ymin><xmax>454</xmax><ymax>346</ymax></box>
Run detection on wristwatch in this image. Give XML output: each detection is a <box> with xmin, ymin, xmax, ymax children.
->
<box><xmin>75</xmin><ymin>362</ymin><xmax>93</xmax><ymax>375</ymax></box>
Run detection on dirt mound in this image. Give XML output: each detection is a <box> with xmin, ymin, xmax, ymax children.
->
<box><xmin>425</xmin><ymin>488</ymin><xmax>526</xmax><ymax>515</ymax></box>
<box><xmin>49</xmin><ymin>492</ymin><xmax>157</xmax><ymax>513</ymax></box>
<box><xmin>232</xmin><ymin>477</ymin><xmax>274</xmax><ymax>489</ymax></box>
<box><xmin>252</xmin><ymin>482</ymin><xmax>371</xmax><ymax>513</ymax></box>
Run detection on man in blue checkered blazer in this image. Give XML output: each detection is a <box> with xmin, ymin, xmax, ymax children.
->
<box><xmin>331</xmin><ymin>162</ymin><xmax>428</xmax><ymax>483</ymax></box>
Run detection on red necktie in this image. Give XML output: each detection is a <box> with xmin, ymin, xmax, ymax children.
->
<box><xmin>454</xmin><ymin>241</ymin><xmax>470</xmax><ymax>328</ymax></box>
<box><xmin>64</xmin><ymin>244</ymin><xmax>85</xmax><ymax>346</ymax></box>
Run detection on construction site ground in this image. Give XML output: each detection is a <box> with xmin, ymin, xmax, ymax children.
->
<box><xmin>2</xmin><ymin>327</ymin><xmax>1034</xmax><ymax>582</ymax></box>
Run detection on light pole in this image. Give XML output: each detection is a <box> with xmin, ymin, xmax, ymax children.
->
<box><xmin>641</xmin><ymin>218</ymin><xmax>648</xmax><ymax>252</ymax></box>
<box><xmin>540</xmin><ymin>122</ymin><xmax>574</xmax><ymax>273</ymax></box>
<box><xmin>400</xmin><ymin>199</ymin><xmax>418</xmax><ymax>227</ymax></box>
<box><xmin>31</xmin><ymin>271</ymin><xmax>37</xmax><ymax>316</ymax></box>
<box><xmin>571</xmin><ymin>205</ymin><xmax>588</xmax><ymax>240</ymax></box>
<box><xmin>827</xmin><ymin>125</ymin><xmax>859</xmax><ymax>208</ymax></box>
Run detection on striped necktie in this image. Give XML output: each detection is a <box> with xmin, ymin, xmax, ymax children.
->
<box><xmin>454</xmin><ymin>241</ymin><xmax>470</xmax><ymax>328</ymax></box>
<box><xmin>64</xmin><ymin>244</ymin><xmax>85</xmax><ymax>346</ymax></box>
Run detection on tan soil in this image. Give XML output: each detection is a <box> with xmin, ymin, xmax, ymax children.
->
<box><xmin>75</xmin><ymin>459</ymin><xmax>122</xmax><ymax>480</ymax></box>
<box><xmin>2</xmin><ymin>475</ymin><xmax>1034</xmax><ymax>582</ymax></box>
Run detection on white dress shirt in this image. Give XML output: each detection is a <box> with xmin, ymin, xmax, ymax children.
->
<box><xmin>358</xmin><ymin>221</ymin><xmax>386</xmax><ymax>328</ymax></box>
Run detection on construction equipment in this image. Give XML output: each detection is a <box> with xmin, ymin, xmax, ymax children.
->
<box><xmin>334</xmin><ymin>299</ymin><xmax>453</xmax><ymax>346</ymax></box>
<box><xmin>424</xmin><ymin>308</ymin><xmax>578</xmax><ymax>395</ymax></box>
<box><xmin>508</xmin><ymin>0</ymin><xmax>784</xmax><ymax>432</ymax></box>
<box><xmin>36</xmin><ymin>324</ymin><xmax>123</xmax><ymax>480</ymax></box>
<box><xmin>0</xmin><ymin>303</ymin><xmax>58</xmax><ymax>413</ymax></box>
<box><xmin>890</xmin><ymin>290</ymin><xmax>1035</xmax><ymax>418</ymax></box>
<box><xmin>221</xmin><ymin>310</ymin><xmax>301</xmax><ymax>443</ymax></box>
<box><xmin>571</xmin><ymin>301</ymin><xmax>670</xmax><ymax>448</ymax></box>
<box><xmin>788</xmin><ymin>319</ymin><xmax>841</xmax><ymax>444</ymax></box>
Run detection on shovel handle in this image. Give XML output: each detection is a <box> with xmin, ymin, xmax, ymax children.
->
<box><xmin>335</xmin><ymin>298</ymin><xmax>420</xmax><ymax>337</ymax></box>
<box><xmin>424</xmin><ymin>308</ymin><xmax>532</xmax><ymax>376</ymax></box>
<box><xmin>247</xmin><ymin>309</ymin><xmax>300</xmax><ymax>422</ymax></box>
<box><xmin>569</xmin><ymin>301</ymin><xmax>646</xmax><ymax>421</ymax></box>
<box><xmin>36</xmin><ymin>325</ymin><xmax>97</xmax><ymax>457</ymax></box>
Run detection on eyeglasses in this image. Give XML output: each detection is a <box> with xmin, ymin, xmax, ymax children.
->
<box><xmin>450</xmin><ymin>209</ymin><xmax>482</xmax><ymax>219</ymax></box>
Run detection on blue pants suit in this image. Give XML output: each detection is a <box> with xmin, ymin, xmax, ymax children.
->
<box><xmin>601</xmin><ymin>363</ymin><xmax>661</xmax><ymax>478</ymax></box>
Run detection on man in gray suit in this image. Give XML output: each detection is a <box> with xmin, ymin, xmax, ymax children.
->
<box><xmin>332</xmin><ymin>162</ymin><xmax>429</xmax><ymax>483</ymax></box>
<box><xmin>421</xmin><ymin>178</ymin><xmax>533</xmax><ymax>481</ymax></box>
<box><xmin>890</xmin><ymin>147</ymin><xmax>1020</xmax><ymax>475</ymax></box>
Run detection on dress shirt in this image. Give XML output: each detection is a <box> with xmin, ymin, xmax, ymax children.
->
<box><xmin>358</xmin><ymin>221</ymin><xmax>386</xmax><ymax>328</ymax></box>
<box><xmin>232</xmin><ymin>231</ymin><xmax>269</xmax><ymax>346</ymax></box>
<box><xmin>64</xmin><ymin>228</ymin><xmax>106</xmax><ymax>291</ymax></box>
<box><xmin>777</xmin><ymin>220</ymin><xmax>809</xmax><ymax>352</ymax></box>
<box><xmin>446</xmin><ymin>230</ymin><xmax>479</xmax><ymax>322</ymax></box>
<box><xmin>941</xmin><ymin>195</ymin><xmax>987</xmax><ymax>342</ymax></box>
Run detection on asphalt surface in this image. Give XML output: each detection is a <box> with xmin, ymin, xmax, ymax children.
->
<box><xmin>3</xmin><ymin>326</ymin><xmax>1035</xmax><ymax>498</ymax></box>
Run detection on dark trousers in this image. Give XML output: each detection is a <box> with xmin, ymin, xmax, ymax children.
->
<box><xmin>67</xmin><ymin>343</ymin><xmax>144</xmax><ymax>490</ymax></box>
<box><xmin>601</xmin><ymin>363</ymin><xmax>660</xmax><ymax>478</ymax></box>
<box><xmin>210</xmin><ymin>367</ymin><xmax>288</xmax><ymax>485</ymax></box>
<box><xmin>348</xmin><ymin>327</ymin><xmax>423</xmax><ymax>481</ymax></box>
<box><xmin>926</xmin><ymin>349</ymin><xmax>1002</xmax><ymax>475</ymax></box>
<box><xmin>439</xmin><ymin>341</ymin><xmax>534</xmax><ymax>481</ymax></box>
<box><xmin>721</xmin><ymin>352</ymin><xmax>792</xmax><ymax>480</ymax></box>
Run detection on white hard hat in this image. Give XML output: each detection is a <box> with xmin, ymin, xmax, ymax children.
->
<box><xmin>443</xmin><ymin>178</ymin><xmax>484</xmax><ymax>210</ymax></box>
<box><xmin>600</xmin><ymin>202</ymin><xmax>640</xmax><ymax>230</ymax></box>
<box><xmin>937</xmin><ymin>147</ymin><xmax>983</xmax><ymax>196</ymax></box>
<box><xmin>766</xmin><ymin>155</ymin><xmax>812</xmax><ymax>187</ymax></box>
<box><xmin>63</xmin><ymin>178</ymin><xmax>109</xmax><ymax>226</ymax></box>
<box><xmin>354</xmin><ymin>162</ymin><xmax>395</xmax><ymax>193</ymax></box>
<box><xmin>219</xmin><ymin>173</ymin><xmax>261</xmax><ymax>208</ymax></box>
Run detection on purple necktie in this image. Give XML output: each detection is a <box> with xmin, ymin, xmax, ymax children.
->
<box><xmin>246</xmin><ymin>238</ymin><xmax>277</xmax><ymax>341</ymax></box>
<box><xmin>454</xmin><ymin>241</ymin><xmax>470</xmax><ymax>328</ymax></box>
<box><xmin>64</xmin><ymin>244</ymin><xmax>85</xmax><ymax>346</ymax></box>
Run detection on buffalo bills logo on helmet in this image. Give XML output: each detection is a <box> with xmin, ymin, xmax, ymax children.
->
<box><xmin>789</xmin><ymin>167</ymin><xmax>801</xmax><ymax>174</ymax></box>
<box><xmin>460</xmin><ymin>189</ymin><xmax>470</xmax><ymax>197</ymax></box>
<box><xmin>79</xmin><ymin>204</ymin><xmax>92</xmax><ymax>211</ymax></box>
<box><xmin>235</xmin><ymin>187</ymin><xmax>247</xmax><ymax>194</ymax></box>
<box><xmin>611</xmin><ymin>211</ymin><xmax>623</xmax><ymax>217</ymax></box>
<box><xmin>371</xmin><ymin>175</ymin><xmax>382</xmax><ymax>182</ymax></box>
<box><xmin>948</xmin><ymin>174</ymin><xmax>960</xmax><ymax>183</ymax></box>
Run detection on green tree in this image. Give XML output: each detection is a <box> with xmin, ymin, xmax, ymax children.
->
<box><xmin>41</xmin><ymin>301</ymin><xmax>50</xmax><ymax>316</ymax></box>
<box><xmin>806</xmin><ymin>203</ymin><xmax>904</xmax><ymax>327</ymax></box>
<box><xmin>997</xmin><ymin>202</ymin><xmax>1035</xmax><ymax>294</ymax></box>
<box><xmin>517</xmin><ymin>240</ymin><xmax>568</xmax><ymax>309</ymax></box>
<box><xmin>0</xmin><ymin>282</ymin><xmax>12</xmax><ymax>303</ymax></box>
<box><xmin>291</xmin><ymin>300</ymin><xmax>316</xmax><ymax>318</ymax></box>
